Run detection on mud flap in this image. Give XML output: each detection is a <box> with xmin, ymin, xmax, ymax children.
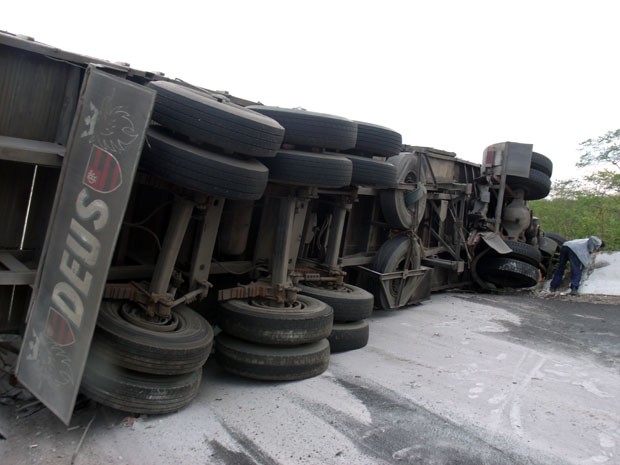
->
<box><xmin>481</xmin><ymin>232</ymin><xmax>512</xmax><ymax>254</ymax></box>
<box><xmin>16</xmin><ymin>67</ymin><xmax>155</xmax><ymax>425</ymax></box>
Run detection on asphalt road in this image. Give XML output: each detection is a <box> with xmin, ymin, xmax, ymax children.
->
<box><xmin>1</xmin><ymin>291</ymin><xmax>618</xmax><ymax>465</ymax></box>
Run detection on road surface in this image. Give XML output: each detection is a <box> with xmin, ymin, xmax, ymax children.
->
<box><xmin>1</xmin><ymin>291</ymin><xmax>618</xmax><ymax>465</ymax></box>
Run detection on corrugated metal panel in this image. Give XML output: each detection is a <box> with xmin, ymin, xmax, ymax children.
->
<box><xmin>0</xmin><ymin>160</ymin><xmax>34</xmax><ymax>332</ymax></box>
<box><xmin>0</xmin><ymin>44</ymin><xmax>77</xmax><ymax>141</ymax></box>
<box><xmin>0</xmin><ymin>286</ymin><xmax>30</xmax><ymax>333</ymax></box>
<box><xmin>22</xmin><ymin>166</ymin><xmax>60</xmax><ymax>260</ymax></box>
<box><xmin>0</xmin><ymin>160</ymin><xmax>33</xmax><ymax>247</ymax></box>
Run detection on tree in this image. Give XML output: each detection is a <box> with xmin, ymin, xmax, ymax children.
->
<box><xmin>537</xmin><ymin>129</ymin><xmax>620</xmax><ymax>249</ymax></box>
<box><xmin>576</xmin><ymin>128</ymin><xmax>620</xmax><ymax>193</ymax></box>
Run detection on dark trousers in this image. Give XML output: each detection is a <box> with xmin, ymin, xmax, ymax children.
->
<box><xmin>550</xmin><ymin>246</ymin><xmax>582</xmax><ymax>290</ymax></box>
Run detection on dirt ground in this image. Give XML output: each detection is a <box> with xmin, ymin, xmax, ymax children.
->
<box><xmin>536</xmin><ymin>290</ymin><xmax>620</xmax><ymax>306</ymax></box>
<box><xmin>1</xmin><ymin>289</ymin><xmax>618</xmax><ymax>465</ymax></box>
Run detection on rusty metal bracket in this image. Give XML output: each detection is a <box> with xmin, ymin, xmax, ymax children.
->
<box><xmin>217</xmin><ymin>280</ymin><xmax>299</xmax><ymax>304</ymax></box>
<box><xmin>293</xmin><ymin>267</ymin><xmax>346</xmax><ymax>286</ymax></box>
<box><xmin>104</xmin><ymin>280</ymin><xmax>211</xmax><ymax>317</ymax></box>
<box><xmin>103</xmin><ymin>282</ymin><xmax>145</xmax><ymax>302</ymax></box>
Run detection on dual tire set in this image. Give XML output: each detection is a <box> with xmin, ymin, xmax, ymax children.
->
<box><xmin>297</xmin><ymin>283</ymin><xmax>374</xmax><ymax>354</ymax></box>
<box><xmin>216</xmin><ymin>296</ymin><xmax>333</xmax><ymax>381</ymax></box>
<box><xmin>81</xmin><ymin>82</ymin><xmax>286</xmax><ymax>413</ymax></box>
<box><xmin>81</xmin><ymin>302</ymin><xmax>213</xmax><ymax>414</ymax></box>
<box><xmin>80</xmin><ymin>80</ymin><xmax>406</xmax><ymax>414</ymax></box>
<box><xmin>81</xmin><ymin>82</ymin><xmax>284</xmax><ymax>413</ymax></box>
<box><xmin>213</xmin><ymin>104</ymin><xmax>405</xmax><ymax>377</ymax></box>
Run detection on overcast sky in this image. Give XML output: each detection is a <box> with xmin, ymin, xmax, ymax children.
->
<box><xmin>4</xmin><ymin>1</ymin><xmax>619</xmax><ymax>182</ymax></box>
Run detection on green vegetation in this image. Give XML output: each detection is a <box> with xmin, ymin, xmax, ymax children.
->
<box><xmin>529</xmin><ymin>128</ymin><xmax>620</xmax><ymax>251</ymax></box>
<box><xmin>531</xmin><ymin>196</ymin><xmax>620</xmax><ymax>250</ymax></box>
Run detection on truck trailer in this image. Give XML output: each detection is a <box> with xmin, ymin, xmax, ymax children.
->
<box><xmin>0</xmin><ymin>31</ymin><xmax>559</xmax><ymax>424</ymax></box>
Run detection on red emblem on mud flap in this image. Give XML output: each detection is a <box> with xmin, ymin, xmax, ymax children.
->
<box><xmin>484</xmin><ymin>148</ymin><xmax>496</xmax><ymax>166</ymax></box>
<box><xmin>45</xmin><ymin>308</ymin><xmax>76</xmax><ymax>347</ymax></box>
<box><xmin>83</xmin><ymin>145</ymin><xmax>122</xmax><ymax>193</ymax></box>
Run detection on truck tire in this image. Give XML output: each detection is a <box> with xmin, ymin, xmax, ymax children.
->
<box><xmin>531</xmin><ymin>152</ymin><xmax>553</xmax><ymax>177</ymax></box>
<box><xmin>91</xmin><ymin>301</ymin><xmax>213</xmax><ymax>375</ymax></box>
<box><xmin>147</xmin><ymin>81</ymin><xmax>285</xmax><ymax>157</ymax></box>
<box><xmin>328</xmin><ymin>320</ymin><xmax>370</xmax><ymax>353</ymax></box>
<box><xmin>476</xmin><ymin>257</ymin><xmax>539</xmax><ymax>288</ymax></box>
<box><xmin>81</xmin><ymin>357</ymin><xmax>201</xmax><ymax>415</ymax></box>
<box><xmin>218</xmin><ymin>295</ymin><xmax>333</xmax><ymax>345</ymax></box>
<box><xmin>247</xmin><ymin>106</ymin><xmax>357</xmax><ymax>151</ymax></box>
<box><xmin>538</xmin><ymin>236</ymin><xmax>559</xmax><ymax>256</ymax></box>
<box><xmin>506</xmin><ymin>168</ymin><xmax>551</xmax><ymax>200</ymax></box>
<box><xmin>544</xmin><ymin>231</ymin><xmax>566</xmax><ymax>245</ymax></box>
<box><xmin>215</xmin><ymin>334</ymin><xmax>330</xmax><ymax>381</ymax></box>
<box><xmin>296</xmin><ymin>283</ymin><xmax>373</xmax><ymax>322</ymax></box>
<box><xmin>372</xmin><ymin>235</ymin><xmax>423</xmax><ymax>309</ymax></box>
<box><xmin>142</xmin><ymin>127</ymin><xmax>269</xmax><ymax>200</ymax></box>
<box><xmin>379</xmin><ymin>153</ymin><xmax>427</xmax><ymax>230</ymax></box>
<box><xmin>261</xmin><ymin>150</ymin><xmax>352</xmax><ymax>187</ymax></box>
<box><xmin>346</xmin><ymin>121</ymin><xmax>402</xmax><ymax>158</ymax></box>
<box><xmin>343</xmin><ymin>154</ymin><xmax>398</xmax><ymax>188</ymax></box>
<box><xmin>495</xmin><ymin>239</ymin><xmax>542</xmax><ymax>267</ymax></box>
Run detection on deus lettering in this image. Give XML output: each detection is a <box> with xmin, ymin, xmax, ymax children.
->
<box><xmin>51</xmin><ymin>188</ymin><xmax>109</xmax><ymax>328</ymax></box>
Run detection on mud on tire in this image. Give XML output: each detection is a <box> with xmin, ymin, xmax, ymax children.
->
<box><xmin>476</xmin><ymin>257</ymin><xmax>539</xmax><ymax>288</ymax></box>
<box><xmin>215</xmin><ymin>334</ymin><xmax>330</xmax><ymax>381</ymax></box>
<box><xmin>91</xmin><ymin>301</ymin><xmax>214</xmax><ymax>375</ymax></box>
<box><xmin>81</xmin><ymin>356</ymin><xmax>202</xmax><ymax>415</ymax></box>
<box><xmin>217</xmin><ymin>295</ymin><xmax>334</xmax><ymax>345</ymax></box>
<box><xmin>297</xmin><ymin>283</ymin><xmax>373</xmax><ymax>322</ymax></box>
<box><xmin>328</xmin><ymin>320</ymin><xmax>370</xmax><ymax>353</ymax></box>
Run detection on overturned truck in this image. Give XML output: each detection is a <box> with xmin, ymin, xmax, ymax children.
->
<box><xmin>0</xmin><ymin>32</ymin><xmax>560</xmax><ymax>424</ymax></box>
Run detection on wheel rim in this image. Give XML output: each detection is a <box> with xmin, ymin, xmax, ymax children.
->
<box><xmin>389</xmin><ymin>257</ymin><xmax>408</xmax><ymax>296</ymax></box>
<box><xmin>380</xmin><ymin>153</ymin><xmax>427</xmax><ymax>230</ymax></box>
<box><xmin>377</xmin><ymin>238</ymin><xmax>422</xmax><ymax>309</ymax></box>
<box><xmin>404</xmin><ymin>169</ymin><xmax>417</xmax><ymax>184</ymax></box>
<box><xmin>248</xmin><ymin>297</ymin><xmax>305</xmax><ymax>311</ymax></box>
<box><xmin>119</xmin><ymin>302</ymin><xmax>180</xmax><ymax>332</ymax></box>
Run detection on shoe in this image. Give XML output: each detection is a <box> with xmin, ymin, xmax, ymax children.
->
<box><xmin>549</xmin><ymin>287</ymin><xmax>558</xmax><ymax>292</ymax></box>
<box><xmin>570</xmin><ymin>288</ymin><xmax>578</xmax><ymax>296</ymax></box>
<box><xmin>541</xmin><ymin>289</ymin><xmax>557</xmax><ymax>297</ymax></box>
